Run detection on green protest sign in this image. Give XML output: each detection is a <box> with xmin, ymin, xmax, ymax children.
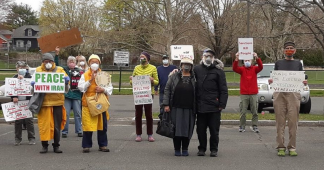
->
<box><xmin>34</xmin><ymin>73</ymin><xmax>65</xmax><ymax>93</ymax></box>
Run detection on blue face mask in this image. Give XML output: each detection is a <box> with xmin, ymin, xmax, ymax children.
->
<box><xmin>244</xmin><ymin>61</ymin><xmax>251</xmax><ymax>67</ymax></box>
<box><xmin>18</xmin><ymin>69</ymin><xmax>27</xmax><ymax>76</ymax></box>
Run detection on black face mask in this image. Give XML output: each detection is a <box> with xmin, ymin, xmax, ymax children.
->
<box><xmin>183</xmin><ymin>65</ymin><xmax>191</xmax><ymax>72</ymax></box>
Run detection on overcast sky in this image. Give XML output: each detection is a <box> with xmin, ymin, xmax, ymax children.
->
<box><xmin>14</xmin><ymin>0</ymin><xmax>44</xmax><ymax>12</ymax></box>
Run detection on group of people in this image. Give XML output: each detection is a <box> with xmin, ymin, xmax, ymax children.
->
<box><xmin>11</xmin><ymin>41</ymin><xmax>305</xmax><ymax>157</ymax></box>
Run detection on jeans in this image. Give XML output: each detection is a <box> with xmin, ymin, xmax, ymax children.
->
<box><xmin>62</xmin><ymin>98</ymin><xmax>82</xmax><ymax>135</ymax></box>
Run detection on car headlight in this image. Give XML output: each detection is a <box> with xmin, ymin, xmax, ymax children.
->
<box><xmin>258</xmin><ymin>83</ymin><xmax>268</xmax><ymax>91</ymax></box>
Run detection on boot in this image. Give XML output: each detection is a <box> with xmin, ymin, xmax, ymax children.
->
<box><xmin>52</xmin><ymin>143</ymin><xmax>63</xmax><ymax>153</ymax></box>
<box><xmin>40</xmin><ymin>141</ymin><xmax>48</xmax><ymax>154</ymax></box>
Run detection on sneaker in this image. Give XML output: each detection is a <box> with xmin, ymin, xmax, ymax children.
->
<box><xmin>83</xmin><ymin>148</ymin><xmax>90</xmax><ymax>153</ymax></box>
<box><xmin>251</xmin><ymin>126</ymin><xmax>260</xmax><ymax>133</ymax></box>
<box><xmin>239</xmin><ymin>126</ymin><xmax>245</xmax><ymax>132</ymax></box>
<box><xmin>210</xmin><ymin>151</ymin><xmax>218</xmax><ymax>157</ymax></box>
<box><xmin>182</xmin><ymin>150</ymin><xmax>189</xmax><ymax>156</ymax></box>
<box><xmin>289</xmin><ymin>150</ymin><xmax>298</xmax><ymax>156</ymax></box>
<box><xmin>14</xmin><ymin>140</ymin><xmax>21</xmax><ymax>146</ymax></box>
<box><xmin>277</xmin><ymin>148</ymin><xmax>286</xmax><ymax>157</ymax></box>
<box><xmin>148</xmin><ymin>136</ymin><xmax>155</xmax><ymax>142</ymax></box>
<box><xmin>62</xmin><ymin>134</ymin><xmax>67</xmax><ymax>138</ymax></box>
<box><xmin>135</xmin><ymin>136</ymin><xmax>142</xmax><ymax>142</ymax></box>
<box><xmin>197</xmin><ymin>150</ymin><xmax>205</xmax><ymax>156</ymax></box>
<box><xmin>28</xmin><ymin>138</ymin><xmax>36</xmax><ymax>145</ymax></box>
<box><xmin>175</xmin><ymin>150</ymin><xmax>181</xmax><ymax>156</ymax></box>
<box><xmin>77</xmin><ymin>133</ymin><xmax>83</xmax><ymax>137</ymax></box>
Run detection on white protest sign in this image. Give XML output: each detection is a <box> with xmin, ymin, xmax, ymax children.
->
<box><xmin>238</xmin><ymin>38</ymin><xmax>253</xmax><ymax>60</ymax></box>
<box><xmin>1</xmin><ymin>100</ymin><xmax>33</xmax><ymax>122</ymax></box>
<box><xmin>132</xmin><ymin>75</ymin><xmax>153</xmax><ymax>105</ymax></box>
<box><xmin>34</xmin><ymin>72</ymin><xmax>65</xmax><ymax>93</ymax></box>
<box><xmin>5</xmin><ymin>78</ymin><xmax>32</xmax><ymax>96</ymax></box>
<box><xmin>114</xmin><ymin>51</ymin><xmax>129</xmax><ymax>67</ymax></box>
<box><xmin>170</xmin><ymin>45</ymin><xmax>194</xmax><ymax>60</ymax></box>
<box><xmin>270</xmin><ymin>71</ymin><xmax>305</xmax><ymax>93</ymax></box>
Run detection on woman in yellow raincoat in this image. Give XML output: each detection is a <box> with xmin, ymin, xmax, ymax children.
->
<box><xmin>78</xmin><ymin>54</ymin><xmax>113</xmax><ymax>153</ymax></box>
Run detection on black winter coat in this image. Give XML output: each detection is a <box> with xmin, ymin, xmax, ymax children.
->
<box><xmin>194</xmin><ymin>61</ymin><xmax>228</xmax><ymax>113</ymax></box>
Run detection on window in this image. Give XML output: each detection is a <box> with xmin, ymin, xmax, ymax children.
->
<box><xmin>28</xmin><ymin>29</ymin><xmax>32</xmax><ymax>36</ymax></box>
<box><xmin>16</xmin><ymin>40</ymin><xmax>24</xmax><ymax>47</ymax></box>
<box><xmin>27</xmin><ymin>41</ymin><xmax>31</xmax><ymax>47</ymax></box>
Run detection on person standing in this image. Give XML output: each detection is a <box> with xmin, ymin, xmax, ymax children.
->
<box><xmin>163</xmin><ymin>57</ymin><xmax>196</xmax><ymax>156</ymax></box>
<box><xmin>130</xmin><ymin>52</ymin><xmax>159</xmax><ymax>142</ymax></box>
<box><xmin>12</xmin><ymin>61</ymin><xmax>35</xmax><ymax>146</ymax></box>
<box><xmin>155</xmin><ymin>54</ymin><xmax>177</xmax><ymax>117</ymax></box>
<box><xmin>233</xmin><ymin>52</ymin><xmax>263</xmax><ymax>133</ymax></box>
<box><xmin>269</xmin><ymin>42</ymin><xmax>307</xmax><ymax>157</ymax></box>
<box><xmin>195</xmin><ymin>49</ymin><xmax>228</xmax><ymax>157</ymax></box>
<box><xmin>76</xmin><ymin>55</ymin><xmax>89</xmax><ymax>73</ymax></box>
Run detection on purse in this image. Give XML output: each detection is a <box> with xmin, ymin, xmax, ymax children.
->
<box><xmin>85</xmin><ymin>93</ymin><xmax>110</xmax><ymax>117</ymax></box>
<box><xmin>156</xmin><ymin>111</ymin><xmax>175</xmax><ymax>138</ymax></box>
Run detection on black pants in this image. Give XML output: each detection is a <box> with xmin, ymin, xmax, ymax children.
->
<box><xmin>173</xmin><ymin>137</ymin><xmax>190</xmax><ymax>151</ymax></box>
<box><xmin>196</xmin><ymin>112</ymin><xmax>221</xmax><ymax>152</ymax></box>
<box><xmin>15</xmin><ymin>118</ymin><xmax>35</xmax><ymax>141</ymax></box>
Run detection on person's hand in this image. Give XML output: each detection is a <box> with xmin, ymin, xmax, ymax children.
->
<box><xmin>17</xmin><ymin>75</ymin><xmax>24</xmax><ymax>79</ymax></box>
<box><xmin>90</xmin><ymin>71</ymin><xmax>97</xmax><ymax>81</ymax></box>
<box><xmin>30</xmin><ymin>81</ymin><xmax>35</xmax><ymax>86</ymax></box>
<box><xmin>303</xmin><ymin>80</ymin><xmax>308</xmax><ymax>85</ymax></box>
<box><xmin>13</xmin><ymin>97</ymin><xmax>18</xmax><ymax>103</ymax></box>
<box><xmin>169</xmin><ymin>69</ymin><xmax>178</xmax><ymax>76</ymax></box>
<box><xmin>55</xmin><ymin>46</ymin><xmax>60</xmax><ymax>55</ymax></box>
<box><xmin>219</xmin><ymin>107</ymin><xmax>223</xmax><ymax>111</ymax></box>
<box><xmin>64</xmin><ymin>76</ymin><xmax>70</xmax><ymax>84</ymax></box>
<box><xmin>150</xmin><ymin>77</ymin><xmax>154</xmax><ymax>83</ymax></box>
<box><xmin>129</xmin><ymin>76</ymin><xmax>133</xmax><ymax>80</ymax></box>
<box><xmin>235</xmin><ymin>52</ymin><xmax>239</xmax><ymax>61</ymax></box>
<box><xmin>164</xmin><ymin>106</ymin><xmax>170</xmax><ymax>112</ymax></box>
<box><xmin>268</xmin><ymin>79</ymin><xmax>273</xmax><ymax>84</ymax></box>
<box><xmin>95</xmin><ymin>86</ymin><xmax>105</xmax><ymax>93</ymax></box>
<box><xmin>155</xmin><ymin>91</ymin><xmax>158</xmax><ymax>95</ymax></box>
<box><xmin>253</xmin><ymin>52</ymin><xmax>258</xmax><ymax>59</ymax></box>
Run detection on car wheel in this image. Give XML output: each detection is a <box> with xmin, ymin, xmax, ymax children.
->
<box><xmin>257</xmin><ymin>104</ymin><xmax>263</xmax><ymax>113</ymax></box>
<box><xmin>300</xmin><ymin>97</ymin><xmax>311</xmax><ymax>114</ymax></box>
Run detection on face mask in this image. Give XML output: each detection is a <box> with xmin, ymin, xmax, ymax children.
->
<box><xmin>91</xmin><ymin>63</ymin><xmax>99</xmax><ymax>71</ymax></box>
<box><xmin>203</xmin><ymin>57</ymin><xmax>214</xmax><ymax>67</ymax></box>
<box><xmin>244</xmin><ymin>61</ymin><xmax>251</xmax><ymax>67</ymax></box>
<box><xmin>18</xmin><ymin>69</ymin><xmax>27</xmax><ymax>76</ymax></box>
<box><xmin>140</xmin><ymin>58</ymin><xmax>147</xmax><ymax>65</ymax></box>
<box><xmin>68</xmin><ymin>63</ymin><xmax>76</xmax><ymax>69</ymax></box>
<box><xmin>45</xmin><ymin>63</ymin><xmax>52</xmax><ymax>69</ymax></box>
<box><xmin>183</xmin><ymin>65</ymin><xmax>191</xmax><ymax>72</ymax></box>
<box><xmin>162</xmin><ymin>59</ymin><xmax>169</xmax><ymax>65</ymax></box>
<box><xmin>79</xmin><ymin>61</ymin><xmax>85</xmax><ymax>66</ymax></box>
<box><xmin>285</xmin><ymin>49</ymin><xmax>295</xmax><ymax>57</ymax></box>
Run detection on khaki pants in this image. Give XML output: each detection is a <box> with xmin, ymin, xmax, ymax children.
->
<box><xmin>273</xmin><ymin>92</ymin><xmax>301</xmax><ymax>151</ymax></box>
<box><xmin>239</xmin><ymin>95</ymin><xmax>258</xmax><ymax>127</ymax></box>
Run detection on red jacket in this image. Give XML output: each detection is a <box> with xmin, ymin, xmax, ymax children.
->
<box><xmin>232</xmin><ymin>58</ymin><xmax>263</xmax><ymax>95</ymax></box>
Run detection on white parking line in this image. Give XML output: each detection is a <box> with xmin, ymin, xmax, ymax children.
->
<box><xmin>0</xmin><ymin>131</ymin><xmax>13</xmax><ymax>137</ymax></box>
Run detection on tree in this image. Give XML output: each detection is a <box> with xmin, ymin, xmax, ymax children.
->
<box><xmin>0</xmin><ymin>0</ymin><xmax>13</xmax><ymax>22</ymax></box>
<box><xmin>5</xmin><ymin>3</ymin><xmax>38</xmax><ymax>29</ymax></box>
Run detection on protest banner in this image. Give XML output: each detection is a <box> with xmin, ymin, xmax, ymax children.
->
<box><xmin>270</xmin><ymin>71</ymin><xmax>305</xmax><ymax>93</ymax></box>
<box><xmin>170</xmin><ymin>45</ymin><xmax>194</xmax><ymax>60</ymax></box>
<box><xmin>238</xmin><ymin>38</ymin><xmax>253</xmax><ymax>60</ymax></box>
<box><xmin>37</xmin><ymin>28</ymin><xmax>83</xmax><ymax>53</ymax></box>
<box><xmin>1</xmin><ymin>100</ymin><xmax>33</xmax><ymax>122</ymax></box>
<box><xmin>70</xmin><ymin>70</ymin><xmax>82</xmax><ymax>90</ymax></box>
<box><xmin>132</xmin><ymin>75</ymin><xmax>153</xmax><ymax>105</ymax></box>
<box><xmin>5</xmin><ymin>78</ymin><xmax>32</xmax><ymax>96</ymax></box>
<box><xmin>34</xmin><ymin>72</ymin><xmax>65</xmax><ymax>93</ymax></box>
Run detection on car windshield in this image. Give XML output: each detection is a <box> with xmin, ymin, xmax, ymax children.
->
<box><xmin>257</xmin><ymin>64</ymin><xmax>275</xmax><ymax>77</ymax></box>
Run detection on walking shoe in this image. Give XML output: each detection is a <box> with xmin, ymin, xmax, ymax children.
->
<box><xmin>289</xmin><ymin>150</ymin><xmax>298</xmax><ymax>156</ymax></box>
<box><xmin>277</xmin><ymin>148</ymin><xmax>285</xmax><ymax>157</ymax></box>
<box><xmin>148</xmin><ymin>136</ymin><xmax>155</xmax><ymax>142</ymax></box>
<box><xmin>39</xmin><ymin>147</ymin><xmax>48</xmax><ymax>154</ymax></box>
<box><xmin>182</xmin><ymin>150</ymin><xmax>189</xmax><ymax>156</ymax></box>
<box><xmin>175</xmin><ymin>150</ymin><xmax>181</xmax><ymax>156</ymax></box>
<box><xmin>210</xmin><ymin>151</ymin><xmax>218</xmax><ymax>157</ymax></box>
<box><xmin>239</xmin><ymin>126</ymin><xmax>245</xmax><ymax>132</ymax></box>
<box><xmin>83</xmin><ymin>148</ymin><xmax>90</xmax><ymax>153</ymax></box>
<box><xmin>197</xmin><ymin>150</ymin><xmax>205</xmax><ymax>156</ymax></box>
<box><xmin>77</xmin><ymin>133</ymin><xmax>83</xmax><ymax>137</ymax></box>
<box><xmin>14</xmin><ymin>140</ymin><xmax>21</xmax><ymax>146</ymax></box>
<box><xmin>62</xmin><ymin>134</ymin><xmax>67</xmax><ymax>138</ymax></box>
<box><xmin>251</xmin><ymin>126</ymin><xmax>260</xmax><ymax>133</ymax></box>
<box><xmin>98</xmin><ymin>147</ymin><xmax>110</xmax><ymax>152</ymax></box>
<box><xmin>135</xmin><ymin>136</ymin><xmax>142</xmax><ymax>142</ymax></box>
<box><xmin>28</xmin><ymin>138</ymin><xmax>36</xmax><ymax>145</ymax></box>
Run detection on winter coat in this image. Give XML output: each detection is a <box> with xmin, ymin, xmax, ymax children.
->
<box><xmin>232</xmin><ymin>58</ymin><xmax>263</xmax><ymax>95</ymax></box>
<box><xmin>130</xmin><ymin>64</ymin><xmax>159</xmax><ymax>94</ymax></box>
<box><xmin>194</xmin><ymin>60</ymin><xmax>228</xmax><ymax>113</ymax></box>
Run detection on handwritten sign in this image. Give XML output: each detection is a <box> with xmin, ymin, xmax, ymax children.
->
<box><xmin>270</xmin><ymin>71</ymin><xmax>305</xmax><ymax>93</ymax></box>
<box><xmin>34</xmin><ymin>73</ymin><xmax>65</xmax><ymax>93</ymax></box>
<box><xmin>170</xmin><ymin>45</ymin><xmax>194</xmax><ymax>60</ymax></box>
<box><xmin>70</xmin><ymin>70</ymin><xmax>82</xmax><ymax>90</ymax></box>
<box><xmin>37</xmin><ymin>28</ymin><xmax>83</xmax><ymax>53</ymax></box>
<box><xmin>238</xmin><ymin>38</ymin><xmax>253</xmax><ymax>60</ymax></box>
<box><xmin>5</xmin><ymin>78</ymin><xmax>32</xmax><ymax>96</ymax></box>
<box><xmin>132</xmin><ymin>75</ymin><xmax>153</xmax><ymax>105</ymax></box>
<box><xmin>1</xmin><ymin>101</ymin><xmax>33</xmax><ymax>122</ymax></box>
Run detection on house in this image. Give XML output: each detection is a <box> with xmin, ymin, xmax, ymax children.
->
<box><xmin>11</xmin><ymin>25</ymin><xmax>40</xmax><ymax>52</ymax></box>
<box><xmin>0</xmin><ymin>30</ymin><xmax>12</xmax><ymax>51</ymax></box>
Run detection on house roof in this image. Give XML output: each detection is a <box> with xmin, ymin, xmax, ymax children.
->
<box><xmin>0</xmin><ymin>30</ymin><xmax>13</xmax><ymax>35</ymax></box>
<box><xmin>0</xmin><ymin>34</ymin><xmax>8</xmax><ymax>42</ymax></box>
<box><xmin>11</xmin><ymin>25</ymin><xmax>40</xmax><ymax>38</ymax></box>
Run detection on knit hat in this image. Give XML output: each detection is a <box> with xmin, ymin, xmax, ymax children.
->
<box><xmin>42</xmin><ymin>53</ymin><xmax>54</xmax><ymax>61</ymax></box>
<box><xmin>141</xmin><ymin>52</ymin><xmax>151</xmax><ymax>61</ymax></box>
<box><xmin>180</xmin><ymin>57</ymin><xmax>193</xmax><ymax>65</ymax></box>
<box><xmin>88</xmin><ymin>54</ymin><xmax>101</xmax><ymax>64</ymax></box>
<box><xmin>284</xmin><ymin>41</ymin><xmax>295</xmax><ymax>48</ymax></box>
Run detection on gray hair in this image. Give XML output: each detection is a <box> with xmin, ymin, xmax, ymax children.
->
<box><xmin>67</xmin><ymin>56</ymin><xmax>76</xmax><ymax>63</ymax></box>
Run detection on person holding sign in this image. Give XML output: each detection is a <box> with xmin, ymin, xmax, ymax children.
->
<box><xmin>78</xmin><ymin>54</ymin><xmax>113</xmax><ymax>153</ymax></box>
<box><xmin>269</xmin><ymin>42</ymin><xmax>307</xmax><ymax>157</ymax></box>
<box><xmin>54</xmin><ymin>53</ymin><xmax>83</xmax><ymax>138</ymax></box>
<box><xmin>233</xmin><ymin>52</ymin><xmax>263</xmax><ymax>133</ymax></box>
<box><xmin>29</xmin><ymin>53</ymin><xmax>70</xmax><ymax>154</ymax></box>
<box><xmin>11</xmin><ymin>61</ymin><xmax>36</xmax><ymax>146</ymax></box>
<box><xmin>130</xmin><ymin>52</ymin><xmax>159</xmax><ymax>142</ymax></box>
<box><xmin>195</xmin><ymin>49</ymin><xmax>228</xmax><ymax>157</ymax></box>
<box><xmin>163</xmin><ymin>57</ymin><xmax>196</xmax><ymax>156</ymax></box>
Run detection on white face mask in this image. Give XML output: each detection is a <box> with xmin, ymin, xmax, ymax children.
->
<box><xmin>162</xmin><ymin>59</ymin><xmax>169</xmax><ymax>65</ymax></box>
<box><xmin>45</xmin><ymin>63</ymin><xmax>52</xmax><ymax>69</ymax></box>
<box><xmin>244</xmin><ymin>61</ymin><xmax>251</xmax><ymax>67</ymax></box>
<box><xmin>79</xmin><ymin>61</ymin><xmax>85</xmax><ymax>66</ymax></box>
<box><xmin>91</xmin><ymin>63</ymin><xmax>99</xmax><ymax>71</ymax></box>
<box><xmin>18</xmin><ymin>69</ymin><xmax>27</xmax><ymax>76</ymax></box>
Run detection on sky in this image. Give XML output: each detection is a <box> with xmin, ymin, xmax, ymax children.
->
<box><xmin>14</xmin><ymin>0</ymin><xmax>44</xmax><ymax>12</ymax></box>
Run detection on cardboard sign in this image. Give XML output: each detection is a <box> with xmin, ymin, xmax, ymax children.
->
<box><xmin>37</xmin><ymin>28</ymin><xmax>83</xmax><ymax>53</ymax></box>
<box><xmin>34</xmin><ymin>73</ymin><xmax>65</xmax><ymax>93</ymax></box>
<box><xmin>238</xmin><ymin>38</ymin><xmax>253</xmax><ymax>60</ymax></box>
<box><xmin>70</xmin><ymin>70</ymin><xmax>82</xmax><ymax>90</ymax></box>
<box><xmin>270</xmin><ymin>71</ymin><xmax>305</xmax><ymax>93</ymax></box>
<box><xmin>113</xmin><ymin>51</ymin><xmax>129</xmax><ymax>67</ymax></box>
<box><xmin>170</xmin><ymin>45</ymin><xmax>194</xmax><ymax>60</ymax></box>
<box><xmin>1</xmin><ymin>101</ymin><xmax>33</xmax><ymax>122</ymax></box>
<box><xmin>5</xmin><ymin>78</ymin><xmax>32</xmax><ymax>96</ymax></box>
<box><xmin>132</xmin><ymin>75</ymin><xmax>153</xmax><ymax>105</ymax></box>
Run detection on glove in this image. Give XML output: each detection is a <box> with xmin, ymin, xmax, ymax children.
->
<box><xmin>64</xmin><ymin>76</ymin><xmax>70</xmax><ymax>84</ymax></box>
<box><xmin>30</xmin><ymin>81</ymin><xmax>35</xmax><ymax>86</ymax></box>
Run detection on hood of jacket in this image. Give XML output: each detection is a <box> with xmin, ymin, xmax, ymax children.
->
<box><xmin>199</xmin><ymin>58</ymin><xmax>224</xmax><ymax>70</ymax></box>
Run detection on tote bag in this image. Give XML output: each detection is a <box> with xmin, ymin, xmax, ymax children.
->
<box><xmin>85</xmin><ymin>93</ymin><xmax>109</xmax><ymax>117</ymax></box>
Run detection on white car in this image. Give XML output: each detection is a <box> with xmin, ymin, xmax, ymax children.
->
<box><xmin>257</xmin><ymin>63</ymin><xmax>311</xmax><ymax>114</ymax></box>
